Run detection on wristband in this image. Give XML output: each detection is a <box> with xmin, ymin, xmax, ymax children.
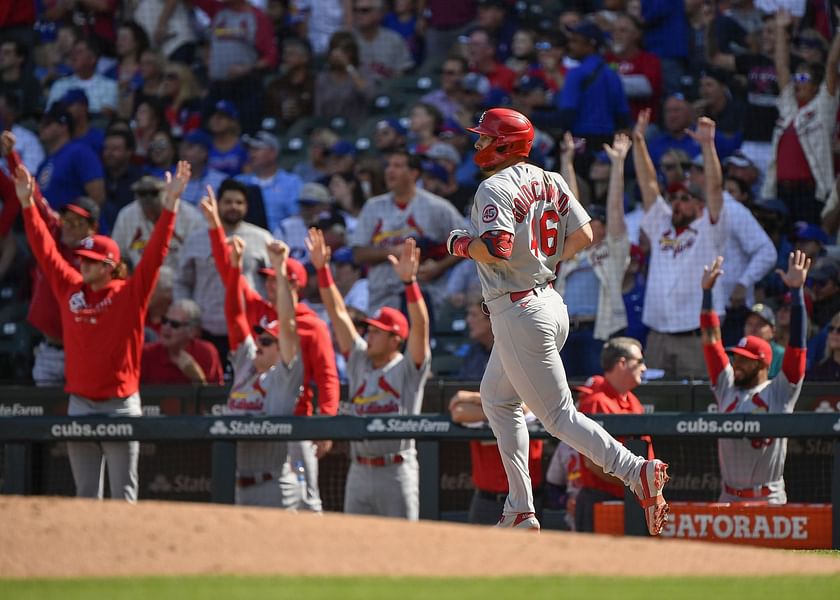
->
<box><xmin>702</xmin><ymin>288</ymin><xmax>713</xmax><ymax>311</ymax></box>
<box><xmin>790</xmin><ymin>286</ymin><xmax>804</xmax><ymax>305</ymax></box>
<box><xmin>700</xmin><ymin>312</ymin><xmax>720</xmax><ymax>329</ymax></box>
<box><xmin>452</xmin><ymin>236</ymin><xmax>472</xmax><ymax>259</ymax></box>
<box><xmin>405</xmin><ymin>280</ymin><xmax>421</xmax><ymax>303</ymax></box>
<box><xmin>317</xmin><ymin>266</ymin><xmax>334</xmax><ymax>288</ymax></box>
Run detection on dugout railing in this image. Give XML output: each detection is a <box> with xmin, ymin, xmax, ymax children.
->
<box><xmin>1</xmin><ymin>383</ymin><xmax>839</xmax><ymax>547</ymax></box>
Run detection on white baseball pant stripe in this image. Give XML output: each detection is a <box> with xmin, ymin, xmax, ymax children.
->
<box><xmin>480</xmin><ymin>286</ymin><xmax>645</xmax><ymax>516</ymax></box>
<box><xmin>67</xmin><ymin>393</ymin><xmax>141</xmax><ymax>502</ymax></box>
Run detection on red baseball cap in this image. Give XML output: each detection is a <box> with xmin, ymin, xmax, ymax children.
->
<box><xmin>259</xmin><ymin>258</ymin><xmax>308</xmax><ymax>288</ymax></box>
<box><xmin>727</xmin><ymin>336</ymin><xmax>772</xmax><ymax>368</ymax></box>
<box><xmin>365</xmin><ymin>307</ymin><xmax>409</xmax><ymax>340</ymax></box>
<box><xmin>253</xmin><ymin>315</ymin><xmax>280</xmax><ymax>339</ymax></box>
<box><xmin>75</xmin><ymin>235</ymin><xmax>120</xmax><ymax>265</ymax></box>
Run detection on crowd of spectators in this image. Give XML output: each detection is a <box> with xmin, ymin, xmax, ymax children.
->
<box><xmin>0</xmin><ymin>0</ymin><xmax>840</xmax><ymax>389</ymax></box>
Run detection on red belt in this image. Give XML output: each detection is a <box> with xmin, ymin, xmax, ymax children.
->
<box><xmin>356</xmin><ymin>454</ymin><xmax>404</xmax><ymax>467</ymax></box>
<box><xmin>509</xmin><ymin>288</ymin><xmax>536</xmax><ymax>302</ymax></box>
<box><xmin>724</xmin><ymin>483</ymin><xmax>771</xmax><ymax>498</ymax></box>
<box><xmin>237</xmin><ymin>472</ymin><xmax>274</xmax><ymax>488</ymax></box>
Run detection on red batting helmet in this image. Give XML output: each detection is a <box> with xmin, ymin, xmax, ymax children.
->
<box><xmin>467</xmin><ymin>108</ymin><xmax>534</xmax><ymax>169</ymax></box>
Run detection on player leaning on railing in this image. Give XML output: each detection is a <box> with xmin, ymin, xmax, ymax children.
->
<box><xmin>14</xmin><ymin>159</ymin><xmax>190</xmax><ymax>502</ymax></box>
<box><xmin>700</xmin><ymin>250</ymin><xmax>810</xmax><ymax>504</ymax></box>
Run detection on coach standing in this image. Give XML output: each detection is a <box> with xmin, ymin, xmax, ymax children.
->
<box><xmin>15</xmin><ymin>160</ymin><xmax>191</xmax><ymax>502</ymax></box>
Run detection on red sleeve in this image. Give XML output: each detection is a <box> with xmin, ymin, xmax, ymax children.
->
<box><xmin>189</xmin><ymin>0</ymin><xmax>223</xmax><ymax>18</ymax></box>
<box><xmin>781</xmin><ymin>347</ymin><xmax>806</xmax><ymax>384</ymax></box>
<box><xmin>129</xmin><ymin>209</ymin><xmax>176</xmax><ymax>304</ymax></box>
<box><xmin>224</xmin><ymin>265</ymin><xmax>250</xmax><ymax>352</ymax></box>
<box><xmin>208</xmin><ymin>225</ymin><xmax>232</xmax><ymax>281</ymax></box>
<box><xmin>703</xmin><ymin>341</ymin><xmax>729</xmax><ymax>387</ymax></box>
<box><xmin>307</xmin><ymin>321</ymin><xmax>340</xmax><ymax>416</ymax></box>
<box><xmin>253</xmin><ymin>8</ymin><xmax>278</xmax><ymax>68</ymax></box>
<box><xmin>0</xmin><ymin>170</ymin><xmax>19</xmax><ymax>236</ymax></box>
<box><xmin>21</xmin><ymin>206</ymin><xmax>82</xmax><ymax>299</ymax></box>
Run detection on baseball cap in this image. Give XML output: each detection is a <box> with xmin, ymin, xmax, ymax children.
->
<box><xmin>41</xmin><ymin>104</ymin><xmax>74</xmax><ymax>129</ymax></box>
<box><xmin>253</xmin><ymin>315</ymin><xmax>280</xmax><ymax>339</ymax></box>
<box><xmin>726</xmin><ymin>335</ymin><xmax>772</xmax><ymax>368</ymax></box>
<box><xmin>514</xmin><ymin>74</ymin><xmax>548</xmax><ymax>94</ymax></box>
<box><xmin>259</xmin><ymin>258</ymin><xmax>308</xmax><ymax>288</ymax></box>
<box><xmin>60</xmin><ymin>196</ymin><xmax>100</xmax><ymax>224</ymax></box>
<box><xmin>183</xmin><ymin>129</ymin><xmax>213</xmax><ymax>149</ymax></box>
<box><xmin>424</xmin><ymin>142</ymin><xmax>461</xmax><ymax>165</ymax></box>
<box><xmin>593</xmin><ymin>150</ymin><xmax>610</xmax><ymax>165</ymax></box>
<box><xmin>61</xmin><ymin>88</ymin><xmax>89</xmax><ymax>106</ymax></box>
<box><xmin>132</xmin><ymin>175</ymin><xmax>164</xmax><ymax>194</ymax></box>
<box><xmin>568</xmin><ymin>21</ymin><xmax>606</xmax><ymax>47</ymax></box>
<box><xmin>754</xmin><ymin>197</ymin><xmax>789</xmax><ymax>217</ymax></box>
<box><xmin>748</xmin><ymin>303</ymin><xmax>776</xmax><ymax>329</ymax></box>
<box><xmin>328</xmin><ymin>140</ymin><xmax>357</xmax><ymax>157</ymax></box>
<box><xmin>788</xmin><ymin>221</ymin><xmax>828</xmax><ymax>245</ymax></box>
<box><xmin>667</xmin><ymin>180</ymin><xmax>704</xmax><ymax>202</ymax></box>
<box><xmin>242</xmin><ymin>131</ymin><xmax>280</xmax><ymax>152</ymax></box>
<box><xmin>332</xmin><ymin>246</ymin><xmax>356</xmax><ymax>266</ymax></box>
<box><xmin>213</xmin><ymin>99</ymin><xmax>239</xmax><ymax>120</ymax></box>
<box><xmin>700</xmin><ymin>66</ymin><xmax>730</xmax><ymax>87</ymax></box>
<box><xmin>460</xmin><ymin>72</ymin><xmax>491</xmax><ymax>96</ymax></box>
<box><xmin>723</xmin><ymin>150</ymin><xmax>756</xmax><ymax>170</ymax></box>
<box><xmin>297</xmin><ymin>182</ymin><xmax>331</xmax><ymax>205</ymax></box>
<box><xmin>75</xmin><ymin>235</ymin><xmax>121</xmax><ymax>265</ymax></box>
<box><xmin>364</xmin><ymin>306</ymin><xmax>409</xmax><ymax>340</ymax></box>
<box><xmin>421</xmin><ymin>160</ymin><xmax>449</xmax><ymax>184</ymax></box>
<box><xmin>316</xmin><ymin>210</ymin><xmax>347</xmax><ymax>232</ymax></box>
<box><xmin>376</xmin><ymin>118</ymin><xmax>408</xmax><ymax>137</ymax></box>
<box><xmin>587</xmin><ymin>203</ymin><xmax>607</xmax><ymax>223</ymax></box>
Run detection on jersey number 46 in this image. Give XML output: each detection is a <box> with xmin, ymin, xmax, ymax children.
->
<box><xmin>530</xmin><ymin>209</ymin><xmax>559</xmax><ymax>257</ymax></box>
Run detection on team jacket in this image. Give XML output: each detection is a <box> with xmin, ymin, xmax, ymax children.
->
<box><xmin>23</xmin><ymin>204</ymin><xmax>176</xmax><ymax>400</ymax></box>
<box><xmin>208</xmin><ymin>225</ymin><xmax>339</xmax><ymax>416</ymax></box>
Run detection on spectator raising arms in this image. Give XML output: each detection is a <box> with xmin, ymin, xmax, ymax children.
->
<box><xmin>15</xmin><ymin>159</ymin><xmax>191</xmax><ymax>502</ymax></box>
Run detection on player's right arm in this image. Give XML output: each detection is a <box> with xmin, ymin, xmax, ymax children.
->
<box><xmin>631</xmin><ymin>109</ymin><xmax>659</xmax><ymax>213</ymax></box>
<box><xmin>223</xmin><ymin>236</ymin><xmax>251</xmax><ymax>353</ymax></box>
<box><xmin>700</xmin><ymin>256</ymin><xmax>729</xmax><ymax>386</ymax></box>
<box><xmin>448</xmin><ymin>180</ymin><xmax>514</xmax><ymax>264</ymax></box>
<box><xmin>776</xmin><ymin>250</ymin><xmax>810</xmax><ymax>385</ymax></box>
<box><xmin>307</xmin><ymin>227</ymin><xmax>360</xmax><ymax>355</ymax></box>
<box><xmin>604</xmin><ymin>133</ymin><xmax>631</xmax><ymax>238</ymax></box>
<box><xmin>267</xmin><ymin>240</ymin><xmax>300</xmax><ymax>367</ymax></box>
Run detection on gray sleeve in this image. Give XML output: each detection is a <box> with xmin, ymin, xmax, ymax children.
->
<box><xmin>475</xmin><ymin>181</ymin><xmax>515</xmax><ymax>236</ymax></box>
<box><xmin>349</xmin><ymin>201</ymin><xmax>378</xmax><ymax>247</ymax></box>
<box><xmin>263</xmin><ymin>355</ymin><xmax>305</xmax><ymax>415</ymax></box>
<box><xmin>345</xmin><ymin>337</ymin><xmax>369</xmax><ymax>388</ymax></box>
<box><xmin>230</xmin><ymin>337</ymin><xmax>257</xmax><ymax>387</ymax></box>
<box><xmin>565</xmin><ymin>195</ymin><xmax>591</xmax><ymax>234</ymax></box>
<box><xmin>398</xmin><ymin>353</ymin><xmax>432</xmax><ymax>412</ymax></box>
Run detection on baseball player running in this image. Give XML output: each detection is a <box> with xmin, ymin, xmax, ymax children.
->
<box><xmin>307</xmin><ymin>228</ymin><xmax>431</xmax><ymax>520</ymax></box>
<box><xmin>700</xmin><ymin>252</ymin><xmax>809</xmax><ymax>504</ymax></box>
<box><xmin>447</xmin><ymin>108</ymin><xmax>669</xmax><ymax>534</ymax></box>
<box><xmin>222</xmin><ymin>235</ymin><xmax>304</xmax><ymax>506</ymax></box>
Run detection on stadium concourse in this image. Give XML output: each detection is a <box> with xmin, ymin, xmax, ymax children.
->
<box><xmin>1</xmin><ymin>496</ymin><xmax>839</xmax><ymax>578</ymax></box>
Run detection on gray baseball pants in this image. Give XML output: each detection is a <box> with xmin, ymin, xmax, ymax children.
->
<box><xmin>66</xmin><ymin>393</ymin><xmax>141</xmax><ymax>502</ymax></box>
<box><xmin>343</xmin><ymin>452</ymin><xmax>419</xmax><ymax>520</ymax></box>
<box><xmin>279</xmin><ymin>440</ymin><xmax>323</xmax><ymax>512</ymax></box>
<box><xmin>480</xmin><ymin>285</ymin><xmax>645</xmax><ymax>517</ymax></box>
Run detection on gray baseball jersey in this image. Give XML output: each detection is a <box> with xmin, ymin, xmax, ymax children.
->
<box><xmin>470</xmin><ymin>163</ymin><xmax>590</xmax><ymax>301</ymax></box>
<box><xmin>344</xmin><ymin>337</ymin><xmax>431</xmax><ymax>458</ymax></box>
<box><xmin>350</xmin><ymin>188</ymin><xmax>466</xmax><ymax>312</ymax></box>
<box><xmin>712</xmin><ymin>361</ymin><xmax>804</xmax><ymax>503</ymax></box>
<box><xmin>228</xmin><ymin>338</ymin><xmax>304</xmax><ymax>473</ymax></box>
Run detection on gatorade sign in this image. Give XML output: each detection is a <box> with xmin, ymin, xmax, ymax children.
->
<box><xmin>594</xmin><ymin>502</ymin><xmax>832</xmax><ymax>549</ymax></box>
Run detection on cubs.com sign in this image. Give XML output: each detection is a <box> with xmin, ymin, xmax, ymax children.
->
<box><xmin>595</xmin><ymin>502</ymin><xmax>832</xmax><ymax>549</ymax></box>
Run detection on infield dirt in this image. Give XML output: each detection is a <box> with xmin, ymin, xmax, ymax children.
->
<box><xmin>1</xmin><ymin>496</ymin><xmax>838</xmax><ymax>578</ymax></box>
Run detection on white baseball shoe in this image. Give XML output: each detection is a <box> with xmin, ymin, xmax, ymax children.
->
<box><xmin>634</xmin><ymin>459</ymin><xmax>670</xmax><ymax>536</ymax></box>
<box><xmin>495</xmin><ymin>512</ymin><xmax>541</xmax><ymax>531</ymax></box>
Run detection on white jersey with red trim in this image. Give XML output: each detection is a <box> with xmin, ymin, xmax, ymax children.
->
<box><xmin>712</xmin><ymin>362</ymin><xmax>804</xmax><ymax>503</ymax></box>
<box><xmin>344</xmin><ymin>337</ymin><xmax>431</xmax><ymax>458</ymax></box>
<box><xmin>469</xmin><ymin>163</ymin><xmax>590</xmax><ymax>301</ymax></box>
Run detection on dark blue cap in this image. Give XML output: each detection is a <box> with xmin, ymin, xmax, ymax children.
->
<box><xmin>754</xmin><ymin>197</ymin><xmax>789</xmax><ymax>217</ymax></box>
<box><xmin>514</xmin><ymin>75</ymin><xmax>548</xmax><ymax>93</ymax></box>
<box><xmin>789</xmin><ymin>221</ymin><xmax>828</xmax><ymax>245</ymax></box>
<box><xmin>61</xmin><ymin>88</ymin><xmax>89</xmax><ymax>106</ymax></box>
<box><xmin>421</xmin><ymin>160</ymin><xmax>448</xmax><ymax>184</ymax></box>
<box><xmin>214</xmin><ymin>99</ymin><xmax>239</xmax><ymax>119</ymax></box>
<box><xmin>183</xmin><ymin>129</ymin><xmax>213</xmax><ymax>149</ymax></box>
<box><xmin>332</xmin><ymin>246</ymin><xmax>356</xmax><ymax>266</ymax></box>
<box><xmin>569</xmin><ymin>21</ymin><xmax>605</xmax><ymax>47</ymax></box>
<box><xmin>329</xmin><ymin>140</ymin><xmax>357</xmax><ymax>157</ymax></box>
<box><xmin>594</xmin><ymin>150</ymin><xmax>610</xmax><ymax>164</ymax></box>
<box><xmin>377</xmin><ymin>118</ymin><xmax>407</xmax><ymax>137</ymax></box>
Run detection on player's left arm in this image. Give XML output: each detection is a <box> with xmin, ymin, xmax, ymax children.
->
<box><xmin>700</xmin><ymin>256</ymin><xmax>729</xmax><ymax>386</ymax></box>
<box><xmin>777</xmin><ymin>250</ymin><xmax>810</xmax><ymax>384</ymax></box>
<box><xmin>268</xmin><ymin>240</ymin><xmax>300</xmax><ymax>368</ymax></box>
<box><xmin>389</xmin><ymin>239</ymin><xmax>431</xmax><ymax>366</ymax></box>
<box><xmin>448</xmin><ymin>181</ymin><xmax>515</xmax><ymax>264</ymax></box>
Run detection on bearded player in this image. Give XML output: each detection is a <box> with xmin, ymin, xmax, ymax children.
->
<box><xmin>447</xmin><ymin>108</ymin><xmax>669</xmax><ymax>534</ymax></box>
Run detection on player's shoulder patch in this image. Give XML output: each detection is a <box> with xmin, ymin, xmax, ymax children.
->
<box><xmin>482</xmin><ymin>204</ymin><xmax>499</xmax><ymax>223</ymax></box>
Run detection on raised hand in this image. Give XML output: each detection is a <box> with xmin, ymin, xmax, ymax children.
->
<box><xmin>632</xmin><ymin>108</ymin><xmax>650</xmax><ymax>142</ymax></box>
<box><xmin>775</xmin><ymin>9</ymin><xmax>793</xmax><ymax>30</ymax></box>
<box><xmin>305</xmin><ymin>227</ymin><xmax>331</xmax><ymax>270</ymax></box>
<box><xmin>1</xmin><ymin>131</ymin><xmax>15</xmax><ymax>157</ymax></box>
<box><xmin>685</xmin><ymin>117</ymin><xmax>716</xmax><ymax>147</ymax></box>
<box><xmin>702</xmin><ymin>256</ymin><xmax>724</xmax><ymax>291</ymax></box>
<box><xmin>162</xmin><ymin>160</ymin><xmax>191</xmax><ymax>211</ymax></box>
<box><xmin>387</xmin><ymin>237</ymin><xmax>420</xmax><ymax>283</ymax></box>
<box><xmin>604</xmin><ymin>133</ymin><xmax>632</xmax><ymax>163</ymax></box>
<box><xmin>13</xmin><ymin>164</ymin><xmax>34</xmax><ymax>208</ymax></box>
<box><xmin>560</xmin><ymin>131</ymin><xmax>575</xmax><ymax>165</ymax></box>
<box><xmin>267</xmin><ymin>239</ymin><xmax>290</xmax><ymax>277</ymax></box>
<box><xmin>199</xmin><ymin>184</ymin><xmax>221</xmax><ymax>228</ymax></box>
<box><xmin>228</xmin><ymin>236</ymin><xmax>246</xmax><ymax>270</ymax></box>
<box><xmin>775</xmin><ymin>250</ymin><xmax>811</xmax><ymax>289</ymax></box>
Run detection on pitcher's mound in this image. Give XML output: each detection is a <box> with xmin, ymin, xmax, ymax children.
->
<box><xmin>1</xmin><ymin>496</ymin><xmax>838</xmax><ymax>578</ymax></box>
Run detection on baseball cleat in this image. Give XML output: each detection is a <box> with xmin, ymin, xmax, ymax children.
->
<box><xmin>495</xmin><ymin>512</ymin><xmax>541</xmax><ymax>531</ymax></box>
<box><xmin>635</xmin><ymin>459</ymin><xmax>670</xmax><ymax>536</ymax></box>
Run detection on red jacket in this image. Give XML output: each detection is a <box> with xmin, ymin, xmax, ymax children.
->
<box><xmin>577</xmin><ymin>377</ymin><xmax>653</xmax><ymax>498</ymax></box>
<box><xmin>141</xmin><ymin>338</ymin><xmax>224</xmax><ymax>385</ymax></box>
<box><xmin>471</xmin><ymin>438</ymin><xmax>543</xmax><ymax>494</ymax></box>
<box><xmin>208</xmin><ymin>226</ymin><xmax>339</xmax><ymax>415</ymax></box>
<box><xmin>23</xmin><ymin>205</ymin><xmax>175</xmax><ymax>400</ymax></box>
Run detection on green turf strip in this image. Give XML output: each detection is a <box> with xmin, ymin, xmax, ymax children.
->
<box><xmin>1</xmin><ymin>576</ymin><xmax>840</xmax><ymax>600</ymax></box>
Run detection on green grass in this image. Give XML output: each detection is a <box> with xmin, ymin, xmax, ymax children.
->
<box><xmin>1</xmin><ymin>576</ymin><xmax>840</xmax><ymax>600</ymax></box>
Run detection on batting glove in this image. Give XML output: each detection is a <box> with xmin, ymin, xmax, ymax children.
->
<box><xmin>447</xmin><ymin>229</ymin><xmax>473</xmax><ymax>259</ymax></box>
